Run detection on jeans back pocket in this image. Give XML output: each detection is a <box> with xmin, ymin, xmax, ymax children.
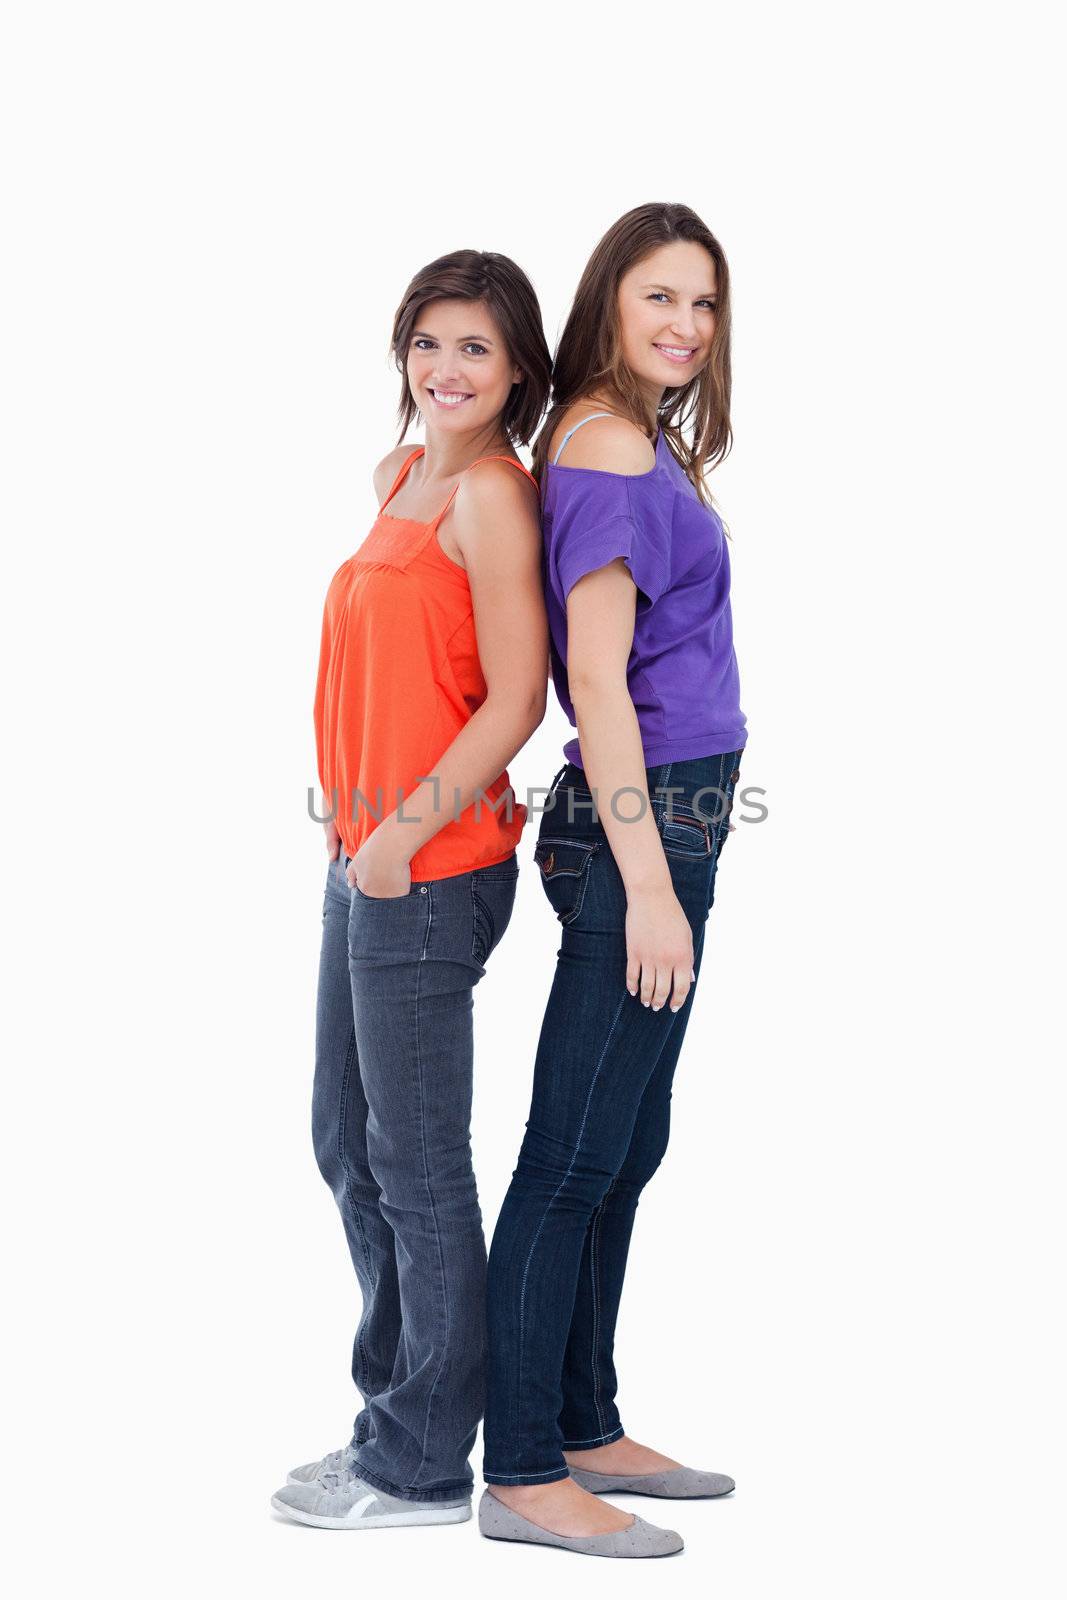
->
<box><xmin>534</xmin><ymin>836</ymin><xmax>599</xmax><ymax>925</ymax></box>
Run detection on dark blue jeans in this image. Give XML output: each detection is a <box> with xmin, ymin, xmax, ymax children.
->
<box><xmin>482</xmin><ymin>752</ymin><xmax>743</xmax><ymax>1485</ymax></box>
<box><xmin>313</xmin><ymin>849</ymin><xmax>518</xmax><ymax>1503</ymax></box>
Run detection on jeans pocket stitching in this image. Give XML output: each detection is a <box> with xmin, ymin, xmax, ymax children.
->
<box><xmin>534</xmin><ymin>837</ymin><xmax>600</xmax><ymax>924</ymax></box>
<box><xmin>561</xmin><ymin>858</ymin><xmax>596</xmax><ymax>925</ymax></box>
<box><xmin>352</xmin><ymin>880</ymin><xmax>415</xmax><ymax>902</ymax></box>
<box><xmin>534</xmin><ymin>836</ymin><xmax>599</xmax><ymax>877</ymax></box>
<box><xmin>659</xmin><ymin>813</ymin><xmax>712</xmax><ymax>860</ymax></box>
<box><xmin>470</xmin><ymin>881</ymin><xmax>495</xmax><ymax>965</ymax></box>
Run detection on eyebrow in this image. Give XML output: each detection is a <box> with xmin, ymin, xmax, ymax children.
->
<box><xmin>644</xmin><ymin>283</ymin><xmax>717</xmax><ymax>299</ymax></box>
<box><xmin>412</xmin><ymin>328</ymin><xmax>496</xmax><ymax>343</ymax></box>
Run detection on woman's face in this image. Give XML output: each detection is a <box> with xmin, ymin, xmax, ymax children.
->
<box><xmin>406</xmin><ymin>298</ymin><xmax>522</xmax><ymax>435</ymax></box>
<box><xmin>615</xmin><ymin>241</ymin><xmax>718</xmax><ymax>399</ymax></box>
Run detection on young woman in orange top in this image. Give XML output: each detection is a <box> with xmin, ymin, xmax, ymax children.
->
<box><xmin>272</xmin><ymin>252</ymin><xmax>551</xmax><ymax>1531</ymax></box>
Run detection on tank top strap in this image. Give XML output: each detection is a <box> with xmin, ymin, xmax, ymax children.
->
<box><xmin>430</xmin><ymin>454</ymin><xmax>538</xmax><ymax>524</ymax></box>
<box><xmin>552</xmin><ymin>412</ymin><xmax>615</xmax><ymax>465</ymax></box>
<box><xmin>378</xmin><ymin>446</ymin><xmax>425</xmax><ymax>513</ymax></box>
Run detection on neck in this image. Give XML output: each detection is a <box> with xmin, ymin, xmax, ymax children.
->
<box><xmin>419</xmin><ymin>421</ymin><xmax>509</xmax><ymax>480</ymax></box>
<box><xmin>583</xmin><ymin>385</ymin><xmax>661</xmax><ymax>438</ymax></box>
<box><xmin>634</xmin><ymin>377</ymin><xmax>666</xmax><ymax>416</ymax></box>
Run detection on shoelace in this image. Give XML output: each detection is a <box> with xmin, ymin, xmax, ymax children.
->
<box><xmin>317</xmin><ymin>1466</ymin><xmax>363</xmax><ymax>1495</ymax></box>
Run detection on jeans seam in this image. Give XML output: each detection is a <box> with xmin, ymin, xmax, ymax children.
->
<box><xmin>714</xmin><ymin>750</ymin><xmax>726</xmax><ymax>855</ymax></box>
<box><xmin>420</xmin><ymin>884</ymin><xmax>434</xmax><ymax>960</ymax></box>
<box><xmin>590</xmin><ymin>1174</ymin><xmax>618</xmax><ymax>1436</ymax></box>
<box><xmin>336</xmin><ymin>1024</ymin><xmax>374</xmax><ymax>1394</ymax></box>
<box><xmin>516</xmin><ymin>992</ymin><xmax>628</xmax><ymax>1468</ymax></box>
<box><xmin>561</xmin><ymin>847</ymin><xmax>598</xmax><ymax>925</ymax></box>
<box><xmin>410</xmin><ymin>951</ymin><xmax>450</xmax><ymax>1486</ymax></box>
<box><xmin>485</xmin><ymin>1466</ymin><xmax>571</xmax><ymax>1481</ymax></box>
<box><xmin>470</xmin><ymin>877</ymin><xmax>493</xmax><ymax>964</ymax></box>
<box><xmin>566</xmin><ymin>859</ymin><xmax>590</xmax><ymax>925</ymax></box>
<box><xmin>561</xmin><ymin>1425</ymin><xmax>625</xmax><ymax>1448</ymax></box>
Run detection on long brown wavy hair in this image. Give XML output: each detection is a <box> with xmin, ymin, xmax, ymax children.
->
<box><xmin>390</xmin><ymin>250</ymin><xmax>552</xmax><ymax>448</ymax></box>
<box><xmin>533</xmin><ymin>203</ymin><xmax>732</xmax><ymax>509</ymax></box>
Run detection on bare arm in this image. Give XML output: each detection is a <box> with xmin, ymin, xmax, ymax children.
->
<box><xmin>351</xmin><ymin>463</ymin><xmax>547</xmax><ymax>887</ymax></box>
<box><xmin>566</xmin><ymin>563</ymin><xmax>694</xmax><ymax>1011</ymax></box>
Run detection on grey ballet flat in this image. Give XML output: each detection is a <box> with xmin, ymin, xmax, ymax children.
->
<box><xmin>478</xmin><ymin>1488</ymin><xmax>683</xmax><ymax>1557</ymax></box>
<box><xmin>568</xmin><ymin>1465</ymin><xmax>735</xmax><ymax>1498</ymax></box>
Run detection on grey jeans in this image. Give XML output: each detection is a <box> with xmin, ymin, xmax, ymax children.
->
<box><xmin>312</xmin><ymin>849</ymin><xmax>518</xmax><ymax>1503</ymax></box>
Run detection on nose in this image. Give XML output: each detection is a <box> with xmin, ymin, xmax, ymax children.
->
<box><xmin>670</xmin><ymin>313</ymin><xmax>699</xmax><ymax>342</ymax></box>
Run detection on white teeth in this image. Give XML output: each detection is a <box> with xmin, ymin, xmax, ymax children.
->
<box><xmin>656</xmin><ymin>345</ymin><xmax>695</xmax><ymax>359</ymax></box>
<box><xmin>430</xmin><ymin>389</ymin><xmax>471</xmax><ymax>406</ymax></box>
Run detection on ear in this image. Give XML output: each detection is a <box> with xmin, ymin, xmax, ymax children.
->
<box><xmin>511</xmin><ymin>365</ymin><xmax>524</xmax><ymax>386</ymax></box>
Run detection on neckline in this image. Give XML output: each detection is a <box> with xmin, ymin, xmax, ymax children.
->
<box><xmin>546</xmin><ymin>427</ymin><xmax>663</xmax><ymax>481</ymax></box>
<box><xmin>377</xmin><ymin>446</ymin><xmax>535</xmax><ymax>524</ymax></box>
<box><xmin>377</xmin><ymin>447</ymin><xmax>435</xmax><ymax>525</ymax></box>
<box><xmin>378</xmin><ymin>507</ymin><xmax>435</xmax><ymax>525</ymax></box>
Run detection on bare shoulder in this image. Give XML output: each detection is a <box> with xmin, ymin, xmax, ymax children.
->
<box><xmin>548</xmin><ymin>410</ymin><xmax>656</xmax><ymax>476</ymax></box>
<box><xmin>452</xmin><ymin>458</ymin><xmax>541</xmax><ymax>564</ymax></box>
<box><xmin>455</xmin><ymin>458</ymin><xmax>539</xmax><ymax>523</ymax></box>
<box><xmin>372</xmin><ymin>442</ymin><xmax>419</xmax><ymax>503</ymax></box>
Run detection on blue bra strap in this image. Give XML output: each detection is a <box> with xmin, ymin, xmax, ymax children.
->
<box><xmin>552</xmin><ymin>412</ymin><xmax>615</xmax><ymax>465</ymax></box>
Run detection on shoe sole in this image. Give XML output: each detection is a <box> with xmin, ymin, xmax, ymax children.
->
<box><xmin>585</xmin><ymin>1484</ymin><xmax>735</xmax><ymax>1499</ymax></box>
<box><xmin>271</xmin><ymin>1494</ymin><xmax>471</xmax><ymax>1529</ymax></box>
<box><xmin>480</xmin><ymin>1528</ymin><xmax>682</xmax><ymax>1558</ymax></box>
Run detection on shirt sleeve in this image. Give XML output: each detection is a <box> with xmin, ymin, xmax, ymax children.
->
<box><xmin>548</xmin><ymin>477</ymin><xmax>671</xmax><ymax>607</ymax></box>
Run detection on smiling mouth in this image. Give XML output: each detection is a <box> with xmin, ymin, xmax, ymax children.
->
<box><xmin>428</xmin><ymin>388</ymin><xmax>475</xmax><ymax>407</ymax></box>
<box><xmin>653</xmin><ymin>343</ymin><xmax>698</xmax><ymax>363</ymax></box>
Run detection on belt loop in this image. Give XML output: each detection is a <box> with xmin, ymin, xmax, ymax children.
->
<box><xmin>550</xmin><ymin>763</ymin><xmax>569</xmax><ymax>793</ymax></box>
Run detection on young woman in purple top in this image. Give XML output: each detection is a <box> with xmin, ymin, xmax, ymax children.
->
<box><xmin>480</xmin><ymin>203</ymin><xmax>748</xmax><ymax>1558</ymax></box>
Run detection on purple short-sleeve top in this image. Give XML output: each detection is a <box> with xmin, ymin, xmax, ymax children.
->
<box><xmin>541</xmin><ymin>428</ymin><xmax>749</xmax><ymax>768</ymax></box>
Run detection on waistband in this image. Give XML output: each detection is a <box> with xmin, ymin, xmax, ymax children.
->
<box><xmin>549</xmin><ymin>751</ymin><xmax>743</xmax><ymax>804</ymax></box>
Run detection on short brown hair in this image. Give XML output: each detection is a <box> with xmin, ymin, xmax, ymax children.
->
<box><xmin>390</xmin><ymin>250</ymin><xmax>552</xmax><ymax>448</ymax></box>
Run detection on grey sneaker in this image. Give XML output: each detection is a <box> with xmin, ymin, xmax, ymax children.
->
<box><xmin>272</xmin><ymin>1469</ymin><xmax>472</xmax><ymax>1529</ymax></box>
<box><xmin>477</xmin><ymin>1488</ymin><xmax>683</xmax><ymax>1557</ymax></box>
<box><xmin>568</xmin><ymin>1464</ymin><xmax>735</xmax><ymax>1498</ymax></box>
<box><xmin>287</xmin><ymin>1443</ymin><xmax>357</xmax><ymax>1486</ymax></box>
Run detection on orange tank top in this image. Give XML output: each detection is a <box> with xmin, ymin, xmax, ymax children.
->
<box><xmin>314</xmin><ymin>447</ymin><xmax>538</xmax><ymax>881</ymax></box>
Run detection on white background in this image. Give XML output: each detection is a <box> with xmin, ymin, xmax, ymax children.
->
<box><xmin>3</xmin><ymin>3</ymin><xmax>1063</xmax><ymax>1596</ymax></box>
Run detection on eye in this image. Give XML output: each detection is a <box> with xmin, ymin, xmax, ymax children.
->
<box><xmin>412</xmin><ymin>337</ymin><xmax>437</xmax><ymax>351</ymax></box>
<box><xmin>463</xmin><ymin>343</ymin><xmax>489</xmax><ymax>357</ymax></box>
<box><xmin>696</xmin><ymin>299</ymin><xmax>717</xmax><ymax>311</ymax></box>
<box><xmin>647</xmin><ymin>291</ymin><xmax>670</xmax><ymax>303</ymax></box>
